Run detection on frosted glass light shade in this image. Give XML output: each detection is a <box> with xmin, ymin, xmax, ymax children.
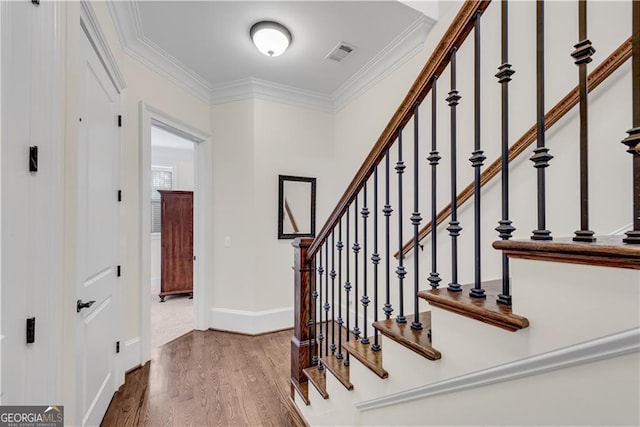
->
<box><xmin>250</xmin><ymin>21</ymin><xmax>291</xmax><ymax>57</ymax></box>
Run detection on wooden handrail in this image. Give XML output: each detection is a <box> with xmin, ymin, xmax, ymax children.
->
<box><xmin>396</xmin><ymin>37</ymin><xmax>633</xmax><ymax>258</ymax></box>
<box><xmin>307</xmin><ymin>0</ymin><xmax>491</xmax><ymax>259</ymax></box>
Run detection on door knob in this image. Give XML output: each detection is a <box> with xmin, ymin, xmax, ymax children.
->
<box><xmin>77</xmin><ymin>299</ymin><xmax>96</xmax><ymax>313</ymax></box>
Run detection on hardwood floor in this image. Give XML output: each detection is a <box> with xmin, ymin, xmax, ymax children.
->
<box><xmin>101</xmin><ymin>329</ymin><xmax>306</xmax><ymax>427</ymax></box>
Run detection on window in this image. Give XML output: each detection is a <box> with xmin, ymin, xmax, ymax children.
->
<box><xmin>151</xmin><ymin>166</ymin><xmax>174</xmax><ymax>233</ymax></box>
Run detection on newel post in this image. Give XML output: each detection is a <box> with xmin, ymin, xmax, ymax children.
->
<box><xmin>291</xmin><ymin>237</ymin><xmax>315</xmax><ymax>398</ymax></box>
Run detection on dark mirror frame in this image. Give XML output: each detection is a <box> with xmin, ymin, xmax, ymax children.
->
<box><xmin>278</xmin><ymin>175</ymin><xmax>316</xmax><ymax>239</ymax></box>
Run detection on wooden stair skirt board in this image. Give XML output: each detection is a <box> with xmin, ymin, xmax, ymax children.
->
<box><xmin>303</xmin><ymin>366</ymin><xmax>329</xmax><ymax>399</ymax></box>
<box><xmin>418</xmin><ymin>280</ymin><xmax>529</xmax><ymax>332</ymax></box>
<box><xmin>342</xmin><ymin>339</ymin><xmax>389</xmax><ymax>379</ymax></box>
<box><xmin>321</xmin><ymin>356</ymin><xmax>353</xmax><ymax>391</ymax></box>
<box><xmin>493</xmin><ymin>236</ymin><xmax>640</xmax><ymax>270</ymax></box>
<box><xmin>290</xmin><ymin>377</ymin><xmax>310</xmax><ymax>406</ymax></box>
<box><xmin>373</xmin><ymin>312</ymin><xmax>441</xmax><ymax>361</ymax></box>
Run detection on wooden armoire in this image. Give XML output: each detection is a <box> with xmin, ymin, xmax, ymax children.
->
<box><xmin>158</xmin><ymin>190</ymin><xmax>193</xmax><ymax>302</ymax></box>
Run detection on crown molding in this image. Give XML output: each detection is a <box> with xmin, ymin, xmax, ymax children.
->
<box><xmin>107</xmin><ymin>1</ymin><xmax>434</xmax><ymax>112</ymax></box>
<box><xmin>210</xmin><ymin>78</ymin><xmax>333</xmax><ymax>113</ymax></box>
<box><xmin>107</xmin><ymin>1</ymin><xmax>212</xmax><ymax>104</ymax></box>
<box><xmin>332</xmin><ymin>15</ymin><xmax>434</xmax><ymax>112</ymax></box>
<box><xmin>356</xmin><ymin>327</ymin><xmax>640</xmax><ymax>411</ymax></box>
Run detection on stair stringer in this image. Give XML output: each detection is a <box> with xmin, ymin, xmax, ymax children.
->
<box><xmin>297</xmin><ymin>259</ymin><xmax>639</xmax><ymax>426</ymax></box>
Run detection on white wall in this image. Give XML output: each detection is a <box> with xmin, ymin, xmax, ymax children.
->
<box><xmin>210</xmin><ymin>98</ymin><xmax>335</xmax><ymax>331</ymax></box>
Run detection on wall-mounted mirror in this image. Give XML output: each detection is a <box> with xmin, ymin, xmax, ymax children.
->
<box><xmin>278</xmin><ymin>175</ymin><xmax>316</xmax><ymax>239</ymax></box>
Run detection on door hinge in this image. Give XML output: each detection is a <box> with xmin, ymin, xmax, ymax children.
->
<box><xmin>29</xmin><ymin>146</ymin><xmax>38</xmax><ymax>172</ymax></box>
<box><xmin>117</xmin><ymin>265</ymin><xmax>121</xmax><ymax>277</ymax></box>
<box><xmin>117</xmin><ymin>115</ymin><xmax>122</xmax><ymax>127</ymax></box>
<box><xmin>116</xmin><ymin>341</ymin><xmax>120</xmax><ymax>353</ymax></box>
<box><xmin>26</xmin><ymin>317</ymin><xmax>36</xmax><ymax>344</ymax></box>
<box><xmin>117</xmin><ymin>190</ymin><xmax>122</xmax><ymax>202</ymax></box>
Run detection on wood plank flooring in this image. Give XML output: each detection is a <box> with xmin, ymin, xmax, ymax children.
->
<box><xmin>101</xmin><ymin>329</ymin><xmax>306</xmax><ymax>427</ymax></box>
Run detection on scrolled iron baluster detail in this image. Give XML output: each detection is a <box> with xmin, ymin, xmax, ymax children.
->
<box><xmin>530</xmin><ymin>0</ymin><xmax>553</xmax><ymax>241</ymax></box>
<box><xmin>428</xmin><ymin>77</ymin><xmax>442</xmax><ymax>289</ymax></box>
<box><xmin>330</xmin><ymin>231</ymin><xmax>336</xmax><ymax>355</ymax></box>
<box><xmin>361</xmin><ymin>182</ymin><xmax>371</xmax><ymax>345</ymax></box>
<box><xmin>469</xmin><ymin>11</ymin><xmax>487</xmax><ymax>299</ymax></box>
<box><xmin>352</xmin><ymin>196</ymin><xmax>361</xmax><ymax>339</ymax></box>
<box><xmin>446</xmin><ymin>48</ymin><xmax>463</xmax><ymax>292</ymax></box>
<box><xmin>324</xmin><ymin>242</ymin><xmax>330</xmax><ymax>356</ymax></box>
<box><xmin>411</xmin><ymin>103</ymin><xmax>424</xmax><ymax>329</ymax></box>
<box><xmin>383</xmin><ymin>151</ymin><xmax>394</xmax><ymax>318</ymax></box>
<box><xmin>396</xmin><ymin>130</ymin><xmax>407</xmax><ymax>323</ymax></box>
<box><xmin>572</xmin><ymin>0</ymin><xmax>596</xmax><ymax>242</ymax></box>
<box><xmin>621</xmin><ymin>0</ymin><xmax>640</xmax><ymax>244</ymax></box>
<box><xmin>336</xmin><ymin>220</ymin><xmax>344</xmax><ymax>360</ymax></box>
<box><xmin>495</xmin><ymin>0</ymin><xmax>516</xmax><ymax>306</ymax></box>
<box><xmin>371</xmin><ymin>166</ymin><xmax>381</xmax><ymax>351</ymax></box>
<box><xmin>344</xmin><ymin>206</ymin><xmax>351</xmax><ymax>366</ymax></box>
<box><xmin>317</xmin><ymin>248</ymin><xmax>324</xmax><ymax>369</ymax></box>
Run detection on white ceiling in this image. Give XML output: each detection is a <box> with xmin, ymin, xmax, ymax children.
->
<box><xmin>107</xmin><ymin>1</ymin><xmax>437</xmax><ymax>110</ymax></box>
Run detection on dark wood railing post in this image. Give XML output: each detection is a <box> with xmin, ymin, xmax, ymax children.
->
<box><xmin>622</xmin><ymin>0</ymin><xmax>640</xmax><ymax>244</ymax></box>
<box><xmin>291</xmin><ymin>238</ymin><xmax>315</xmax><ymax>394</ymax></box>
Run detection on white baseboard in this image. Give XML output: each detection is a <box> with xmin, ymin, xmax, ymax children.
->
<box><xmin>356</xmin><ymin>327</ymin><xmax>640</xmax><ymax>411</ymax></box>
<box><xmin>210</xmin><ymin>307</ymin><xmax>293</xmax><ymax>335</ymax></box>
<box><xmin>121</xmin><ymin>337</ymin><xmax>141</xmax><ymax>373</ymax></box>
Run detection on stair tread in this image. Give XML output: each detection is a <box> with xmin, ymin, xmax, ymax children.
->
<box><xmin>303</xmin><ymin>366</ymin><xmax>329</xmax><ymax>399</ymax></box>
<box><xmin>321</xmin><ymin>356</ymin><xmax>353</xmax><ymax>390</ymax></box>
<box><xmin>494</xmin><ymin>236</ymin><xmax>640</xmax><ymax>270</ymax></box>
<box><xmin>373</xmin><ymin>312</ymin><xmax>441</xmax><ymax>360</ymax></box>
<box><xmin>290</xmin><ymin>377</ymin><xmax>310</xmax><ymax>406</ymax></box>
<box><xmin>418</xmin><ymin>279</ymin><xmax>529</xmax><ymax>331</ymax></box>
<box><xmin>342</xmin><ymin>339</ymin><xmax>388</xmax><ymax>379</ymax></box>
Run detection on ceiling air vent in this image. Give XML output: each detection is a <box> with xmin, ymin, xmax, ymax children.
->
<box><xmin>325</xmin><ymin>42</ymin><xmax>356</xmax><ymax>63</ymax></box>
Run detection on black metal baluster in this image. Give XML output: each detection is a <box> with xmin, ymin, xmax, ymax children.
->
<box><xmin>383</xmin><ymin>150</ymin><xmax>394</xmax><ymax>319</ymax></box>
<box><xmin>353</xmin><ymin>196</ymin><xmax>361</xmax><ymax>339</ymax></box>
<box><xmin>318</xmin><ymin>247</ymin><xmax>324</xmax><ymax>369</ymax></box>
<box><xmin>530</xmin><ymin>0</ymin><xmax>553</xmax><ymax>241</ymax></box>
<box><xmin>411</xmin><ymin>105</ymin><xmax>424</xmax><ymax>328</ymax></box>
<box><xmin>622</xmin><ymin>0</ymin><xmax>640</xmax><ymax>244</ymax></box>
<box><xmin>573</xmin><ymin>0</ymin><xmax>596</xmax><ymax>242</ymax></box>
<box><xmin>344</xmin><ymin>206</ymin><xmax>351</xmax><ymax>366</ymax></box>
<box><xmin>324</xmin><ymin>242</ymin><xmax>330</xmax><ymax>356</ymax></box>
<box><xmin>312</xmin><ymin>254</ymin><xmax>318</xmax><ymax>365</ymax></box>
<box><xmin>428</xmin><ymin>78</ymin><xmax>442</xmax><ymax>289</ymax></box>
<box><xmin>396</xmin><ymin>131</ymin><xmax>407</xmax><ymax>323</ymax></box>
<box><xmin>372</xmin><ymin>166</ymin><xmax>381</xmax><ymax>351</ymax></box>
<box><xmin>496</xmin><ymin>0</ymin><xmax>516</xmax><ymax>306</ymax></box>
<box><xmin>446</xmin><ymin>48</ymin><xmax>463</xmax><ymax>292</ymax></box>
<box><xmin>361</xmin><ymin>183</ymin><xmax>371</xmax><ymax>345</ymax></box>
<box><xmin>470</xmin><ymin>12</ymin><xmax>487</xmax><ymax>299</ymax></box>
<box><xmin>336</xmin><ymin>220</ymin><xmax>344</xmax><ymax>359</ymax></box>
<box><xmin>330</xmin><ymin>231</ymin><xmax>336</xmax><ymax>355</ymax></box>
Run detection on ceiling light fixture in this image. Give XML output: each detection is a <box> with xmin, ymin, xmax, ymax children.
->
<box><xmin>250</xmin><ymin>21</ymin><xmax>292</xmax><ymax>57</ymax></box>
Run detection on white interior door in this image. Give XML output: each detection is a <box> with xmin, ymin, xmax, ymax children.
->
<box><xmin>76</xmin><ymin>29</ymin><xmax>120</xmax><ymax>426</ymax></box>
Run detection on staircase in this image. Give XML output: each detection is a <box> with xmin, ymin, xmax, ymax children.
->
<box><xmin>291</xmin><ymin>1</ymin><xmax>640</xmax><ymax>425</ymax></box>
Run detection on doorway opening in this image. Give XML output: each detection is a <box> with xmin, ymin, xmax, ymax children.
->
<box><xmin>139</xmin><ymin>102</ymin><xmax>212</xmax><ymax>364</ymax></box>
<box><xmin>150</xmin><ymin>125</ymin><xmax>195</xmax><ymax>349</ymax></box>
